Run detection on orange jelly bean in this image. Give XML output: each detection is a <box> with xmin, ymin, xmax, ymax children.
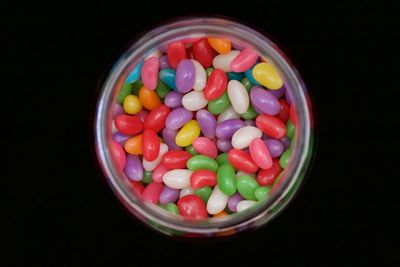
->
<box><xmin>207</xmin><ymin>38</ymin><xmax>231</xmax><ymax>54</ymax></box>
<box><xmin>124</xmin><ymin>134</ymin><xmax>143</xmax><ymax>155</ymax></box>
<box><xmin>213</xmin><ymin>210</ymin><xmax>228</xmax><ymax>218</ymax></box>
<box><xmin>139</xmin><ymin>86</ymin><xmax>161</xmax><ymax>110</ymax></box>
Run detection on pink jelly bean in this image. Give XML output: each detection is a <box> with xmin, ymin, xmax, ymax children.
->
<box><xmin>141</xmin><ymin>57</ymin><xmax>159</xmax><ymax>90</ymax></box>
<box><xmin>192</xmin><ymin>137</ymin><xmax>218</xmax><ymax>158</ymax></box>
<box><xmin>110</xmin><ymin>141</ymin><xmax>126</xmax><ymax>171</ymax></box>
<box><xmin>230</xmin><ymin>48</ymin><xmax>259</xmax><ymax>72</ymax></box>
<box><xmin>142</xmin><ymin>182</ymin><xmax>163</xmax><ymax>204</ymax></box>
<box><xmin>249</xmin><ymin>138</ymin><xmax>273</xmax><ymax>169</ymax></box>
<box><xmin>152</xmin><ymin>162</ymin><xmax>170</xmax><ymax>183</ymax></box>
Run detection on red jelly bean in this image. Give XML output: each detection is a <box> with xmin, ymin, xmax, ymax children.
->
<box><xmin>167</xmin><ymin>42</ymin><xmax>186</xmax><ymax>69</ymax></box>
<box><xmin>130</xmin><ymin>181</ymin><xmax>145</xmax><ymax>197</ymax></box>
<box><xmin>192</xmin><ymin>137</ymin><xmax>218</xmax><ymax>158</ymax></box>
<box><xmin>249</xmin><ymin>138</ymin><xmax>273</xmax><ymax>169</ymax></box>
<box><xmin>178</xmin><ymin>194</ymin><xmax>208</xmax><ymax>219</ymax></box>
<box><xmin>204</xmin><ymin>69</ymin><xmax>228</xmax><ymax>101</ymax></box>
<box><xmin>257</xmin><ymin>159</ymin><xmax>282</xmax><ymax>186</ymax></box>
<box><xmin>142</xmin><ymin>182</ymin><xmax>163</xmax><ymax>204</ymax></box>
<box><xmin>290</xmin><ymin>104</ymin><xmax>297</xmax><ymax>126</ymax></box>
<box><xmin>142</xmin><ymin>129</ymin><xmax>160</xmax><ymax>161</ymax></box>
<box><xmin>255</xmin><ymin>114</ymin><xmax>286</xmax><ymax>139</ymax></box>
<box><xmin>143</xmin><ymin>105</ymin><xmax>170</xmax><ymax>133</ymax></box>
<box><xmin>110</xmin><ymin>140</ymin><xmax>126</xmax><ymax>171</ymax></box>
<box><xmin>114</xmin><ymin>114</ymin><xmax>143</xmax><ymax>135</ymax></box>
<box><xmin>192</xmin><ymin>38</ymin><xmax>215</xmax><ymax>68</ymax></box>
<box><xmin>277</xmin><ymin>99</ymin><xmax>290</xmax><ymax>123</ymax></box>
<box><xmin>227</xmin><ymin>149</ymin><xmax>259</xmax><ymax>173</ymax></box>
<box><xmin>190</xmin><ymin>170</ymin><xmax>217</xmax><ymax>189</ymax></box>
<box><xmin>162</xmin><ymin>150</ymin><xmax>192</xmax><ymax>169</ymax></box>
<box><xmin>152</xmin><ymin>162</ymin><xmax>169</xmax><ymax>183</ymax></box>
<box><xmin>271</xmin><ymin>170</ymin><xmax>287</xmax><ymax>194</ymax></box>
<box><xmin>186</xmin><ymin>46</ymin><xmax>193</xmax><ymax>59</ymax></box>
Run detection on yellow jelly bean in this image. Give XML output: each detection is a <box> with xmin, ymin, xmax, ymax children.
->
<box><xmin>252</xmin><ymin>63</ymin><xmax>283</xmax><ymax>90</ymax></box>
<box><xmin>123</xmin><ymin>95</ymin><xmax>142</xmax><ymax>114</ymax></box>
<box><xmin>175</xmin><ymin>120</ymin><xmax>201</xmax><ymax>147</ymax></box>
<box><xmin>207</xmin><ymin>37</ymin><xmax>231</xmax><ymax>54</ymax></box>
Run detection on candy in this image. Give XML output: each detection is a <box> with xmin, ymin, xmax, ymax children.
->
<box><xmin>279</xmin><ymin>148</ymin><xmax>292</xmax><ymax>169</ymax></box>
<box><xmin>237</xmin><ymin>175</ymin><xmax>259</xmax><ymax>200</ymax></box>
<box><xmin>249</xmin><ymin>138</ymin><xmax>273</xmax><ymax>169</ymax></box>
<box><xmin>191</xmin><ymin>59</ymin><xmax>207</xmax><ymax>91</ymax></box>
<box><xmin>196</xmin><ymin>109</ymin><xmax>217</xmax><ymax>139</ymax></box>
<box><xmin>190</xmin><ymin>170</ymin><xmax>217</xmax><ymax>189</ymax></box>
<box><xmin>277</xmin><ymin>99</ymin><xmax>290</xmax><ymax>122</ymax></box>
<box><xmin>182</xmin><ymin>91</ymin><xmax>208</xmax><ymax>111</ymax></box>
<box><xmin>217</xmin><ymin>164</ymin><xmax>237</xmax><ymax>196</ymax></box>
<box><xmin>250</xmin><ymin>86</ymin><xmax>280</xmax><ymax>115</ymax></box>
<box><xmin>255</xmin><ymin>114</ymin><xmax>286</xmax><ymax>139</ymax></box>
<box><xmin>125</xmin><ymin>61</ymin><xmax>143</xmax><ymax>84</ymax></box>
<box><xmin>142</xmin><ymin>171</ymin><xmax>152</xmax><ymax>184</ymax></box>
<box><xmin>264</xmin><ymin>139</ymin><xmax>284</xmax><ymax>158</ymax></box>
<box><xmin>115</xmin><ymin>114</ymin><xmax>143</xmax><ymax>135</ymax></box>
<box><xmin>167</xmin><ymin>42</ymin><xmax>186</xmax><ymax>69</ymax></box>
<box><xmin>231</xmin><ymin>126</ymin><xmax>262</xmax><ymax>149</ymax></box>
<box><xmin>217</xmin><ymin>106</ymin><xmax>240</xmax><ymax>123</ymax></box>
<box><xmin>163</xmin><ymin>169</ymin><xmax>192</xmax><ymax>189</ymax></box>
<box><xmin>227</xmin><ymin>80</ymin><xmax>249</xmax><ymax>114</ymax></box>
<box><xmin>117</xmin><ymin>83</ymin><xmax>133</xmax><ymax>104</ymax></box>
<box><xmin>159</xmin><ymin>186</ymin><xmax>180</xmax><ymax>205</ymax></box>
<box><xmin>143</xmin><ymin>143</ymin><xmax>168</xmax><ymax>172</ymax></box>
<box><xmin>207</xmin><ymin>37</ymin><xmax>231</xmax><ymax>54</ymax></box>
<box><xmin>166</xmin><ymin>203</ymin><xmax>180</xmax><ymax>214</ymax></box>
<box><xmin>111</xmin><ymin>141</ymin><xmax>126</xmax><ymax>171</ymax></box>
<box><xmin>175</xmin><ymin>59</ymin><xmax>195</xmax><ymax>93</ymax></box>
<box><xmin>207</xmin><ymin>186</ymin><xmax>228</xmax><ymax>215</ymax></box>
<box><xmin>152</xmin><ymin>162</ymin><xmax>169</xmax><ymax>183</ymax></box>
<box><xmin>124</xmin><ymin>154</ymin><xmax>143</xmax><ymax>181</ymax></box>
<box><xmin>143</xmin><ymin>105</ymin><xmax>170</xmax><ymax>133</ymax></box>
<box><xmin>227</xmin><ymin>72</ymin><xmax>244</xmax><ymax>81</ymax></box>
<box><xmin>142</xmin><ymin>182</ymin><xmax>163</xmax><ymax>204</ymax></box>
<box><xmin>216</xmin><ymin>139</ymin><xmax>232</xmax><ymax>152</ymax></box>
<box><xmin>228</xmin><ymin>193</ymin><xmax>244</xmax><ymax>212</ymax></box>
<box><xmin>192</xmin><ymin>38</ymin><xmax>215</xmax><ymax>68</ymax></box>
<box><xmin>252</xmin><ymin>62</ymin><xmax>283</xmax><ymax>89</ymax></box>
<box><xmin>212</xmin><ymin>50</ymin><xmax>240</xmax><ymax>72</ymax></box>
<box><xmin>112</xmin><ymin>132</ymin><xmax>130</xmax><ymax>145</ymax></box>
<box><xmin>162</xmin><ymin>128</ymin><xmax>181</xmax><ymax>151</ymax></box>
<box><xmin>178</xmin><ymin>195</ymin><xmax>208</xmax><ymax>219</ymax></box>
<box><xmin>165</xmin><ymin>107</ymin><xmax>193</xmax><ymax>130</ymax></box>
<box><xmin>142</xmin><ymin>129</ymin><xmax>160</xmax><ymax>161</ymax></box>
<box><xmin>124</xmin><ymin>134</ymin><xmax>143</xmax><ymax>155</ymax></box>
<box><xmin>286</xmin><ymin>119</ymin><xmax>295</xmax><ymax>139</ymax></box>
<box><xmin>203</xmin><ymin>69</ymin><xmax>228</xmax><ymax>101</ymax></box>
<box><xmin>130</xmin><ymin>181</ymin><xmax>144</xmax><ymax>196</ymax></box>
<box><xmin>123</xmin><ymin>95</ymin><xmax>142</xmax><ymax>115</ymax></box>
<box><xmin>254</xmin><ymin>186</ymin><xmax>270</xmax><ymax>201</ymax></box>
<box><xmin>185</xmin><ymin>145</ymin><xmax>198</xmax><ymax>156</ymax></box>
<box><xmin>155</xmin><ymin>79</ymin><xmax>171</xmax><ymax>98</ymax></box>
<box><xmin>215</xmin><ymin>119</ymin><xmax>245</xmax><ymax>139</ymax></box>
<box><xmin>159</xmin><ymin>55</ymin><xmax>171</xmax><ymax>69</ymax></box>
<box><xmin>228</xmin><ymin>149</ymin><xmax>259</xmax><ymax>173</ymax></box>
<box><xmin>139</xmin><ymin>86</ymin><xmax>161</xmax><ymax>110</ymax></box>
<box><xmin>164</xmin><ymin>91</ymin><xmax>183</xmax><ymax>108</ymax></box>
<box><xmin>141</xmin><ymin>57</ymin><xmax>159</xmax><ymax>90</ymax></box>
<box><xmin>159</xmin><ymin>69</ymin><xmax>177</xmax><ymax>90</ymax></box>
<box><xmin>236</xmin><ymin>200</ymin><xmax>257</xmax><ymax>212</ymax></box>
<box><xmin>175</xmin><ymin>120</ymin><xmax>201</xmax><ymax>147</ymax></box>
<box><xmin>162</xmin><ymin>150</ymin><xmax>192</xmax><ymax>169</ymax></box>
<box><xmin>187</xmin><ymin>155</ymin><xmax>219</xmax><ymax>172</ymax></box>
<box><xmin>192</xmin><ymin>137</ymin><xmax>218</xmax><ymax>158</ymax></box>
<box><xmin>216</xmin><ymin>152</ymin><xmax>229</xmax><ymax>166</ymax></box>
<box><xmin>179</xmin><ymin>187</ymin><xmax>194</xmax><ymax>198</ymax></box>
<box><xmin>230</xmin><ymin>48</ymin><xmax>259</xmax><ymax>72</ymax></box>
<box><xmin>194</xmin><ymin>186</ymin><xmax>213</xmax><ymax>203</ymax></box>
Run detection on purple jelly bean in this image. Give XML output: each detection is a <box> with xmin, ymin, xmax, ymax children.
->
<box><xmin>159</xmin><ymin>55</ymin><xmax>171</xmax><ymax>69</ymax></box>
<box><xmin>216</xmin><ymin>139</ymin><xmax>232</xmax><ymax>152</ymax></box>
<box><xmin>159</xmin><ymin>186</ymin><xmax>180</xmax><ymax>205</ymax></box>
<box><xmin>196</xmin><ymin>109</ymin><xmax>217</xmax><ymax>139</ymax></box>
<box><xmin>285</xmin><ymin>85</ymin><xmax>293</xmax><ymax>105</ymax></box>
<box><xmin>175</xmin><ymin>59</ymin><xmax>195</xmax><ymax>93</ymax></box>
<box><xmin>244</xmin><ymin>120</ymin><xmax>256</xmax><ymax>127</ymax></box>
<box><xmin>281</xmin><ymin>137</ymin><xmax>291</xmax><ymax>149</ymax></box>
<box><xmin>162</xmin><ymin>128</ymin><xmax>182</xmax><ymax>150</ymax></box>
<box><xmin>124</xmin><ymin>155</ymin><xmax>143</xmax><ymax>181</ymax></box>
<box><xmin>159</xmin><ymin>44</ymin><xmax>168</xmax><ymax>53</ymax></box>
<box><xmin>112</xmin><ymin>103</ymin><xmax>124</xmax><ymax>118</ymax></box>
<box><xmin>112</xmin><ymin>132</ymin><xmax>131</xmax><ymax>145</ymax></box>
<box><xmin>228</xmin><ymin>193</ymin><xmax>244</xmax><ymax>212</ymax></box>
<box><xmin>165</xmin><ymin>91</ymin><xmax>183</xmax><ymax>108</ymax></box>
<box><xmin>215</xmin><ymin>119</ymin><xmax>245</xmax><ymax>139</ymax></box>
<box><xmin>265</xmin><ymin>139</ymin><xmax>284</xmax><ymax>158</ymax></box>
<box><xmin>165</xmin><ymin>107</ymin><xmax>193</xmax><ymax>130</ymax></box>
<box><xmin>267</xmin><ymin>84</ymin><xmax>286</xmax><ymax>99</ymax></box>
<box><xmin>250</xmin><ymin>86</ymin><xmax>280</xmax><ymax>115</ymax></box>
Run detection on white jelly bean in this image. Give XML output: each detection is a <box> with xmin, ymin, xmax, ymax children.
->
<box><xmin>163</xmin><ymin>169</ymin><xmax>193</xmax><ymax>189</ymax></box>
<box><xmin>143</xmin><ymin>143</ymin><xmax>168</xmax><ymax>171</ymax></box>
<box><xmin>212</xmin><ymin>50</ymin><xmax>240</xmax><ymax>72</ymax></box>
<box><xmin>182</xmin><ymin>91</ymin><xmax>208</xmax><ymax>111</ymax></box>
<box><xmin>217</xmin><ymin>106</ymin><xmax>240</xmax><ymax>123</ymax></box>
<box><xmin>236</xmin><ymin>171</ymin><xmax>256</xmax><ymax>179</ymax></box>
<box><xmin>227</xmin><ymin>80</ymin><xmax>249</xmax><ymax>114</ymax></box>
<box><xmin>179</xmin><ymin>187</ymin><xmax>194</xmax><ymax>198</ymax></box>
<box><xmin>236</xmin><ymin>200</ymin><xmax>257</xmax><ymax>212</ymax></box>
<box><xmin>191</xmin><ymin>59</ymin><xmax>207</xmax><ymax>91</ymax></box>
<box><xmin>207</xmin><ymin>186</ymin><xmax>229</xmax><ymax>215</ymax></box>
<box><xmin>231</xmin><ymin>126</ymin><xmax>262</xmax><ymax>149</ymax></box>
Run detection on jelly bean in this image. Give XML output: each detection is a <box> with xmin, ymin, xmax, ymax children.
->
<box><xmin>217</xmin><ymin>164</ymin><xmax>237</xmax><ymax>196</ymax></box>
<box><xmin>155</xmin><ymin>79</ymin><xmax>171</xmax><ymax>98</ymax></box>
<box><xmin>131</xmin><ymin>80</ymin><xmax>144</xmax><ymax>96</ymax></box>
<box><xmin>228</xmin><ymin>193</ymin><xmax>244</xmax><ymax>212</ymax></box>
<box><xmin>236</xmin><ymin>171</ymin><xmax>256</xmax><ymax>179</ymax></box>
<box><xmin>175</xmin><ymin>120</ymin><xmax>201</xmax><ymax>147</ymax></box>
<box><xmin>111</xmin><ymin>120</ymin><xmax>118</xmax><ymax>134</ymax></box>
<box><xmin>159</xmin><ymin>69</ymin><xmax>177</xmax><ymax>90</ymax></box>
<box><xmin>281</xmin><ymin>137</ymin><xmax>291</xmax><ymax>149</ymax></box>
<box><xmin>141</xmin><ymin>57</ymin><xmax>159</xmax><ymax>90</ymax></box>
<box><xmin>159</xmin><ymin>55</ymin><xmax>171</xmax><ymax>69</ymax></box>
<box><xmin>142</xmin><ymin>170</ymin><xmax>152</xmax><ymax>184</ymax></box>
<box><xmin>216</xmin><ymin>152</ymin><xmax>229</xmax><ymax>166</ymax></box>
<box><xmin>187</xmin><ymin>155</ymin><xmax>219</xmax><ymax>172</ymax></box>
<box><xmin>167</xmin><ymin>42</ymin><xmax>186</xmax><ymax>69</ymax></box>
<box><xmin>115</xmin><ymin>114</ymin><xmax>143</xmax><ymax>135</ymax></box>
<box><xmin>203</xmin><ymin>69</ymin><xmax>228</xmax><ymax>101</ymax></box>
<box><xmin>186</xmin><ymin>46</ymin><xmax>193</xmax><ymax>59</ymax></box>
<box><xmin>142</xmin><ymin>129</ymin><xmax>160</xmax><ymax>161</ymax></box>
<box><xmin>231</xmin><ymin>126</ymin><xmax>262</xmax><ymax>149</ymax></box>
<box><xmin>165</xmin><ymin>107</ymin><xmax>192</xmax><ymax>130</ymax></box>
<box><xmin>212</xmin><ymin>50</ymin><xmax>240</xmax><ymax>72</ymax></box>
<box><xmin>227</xmin><ymin>72</ymin><xmax>244</xmax><ymax>81</ymax></box>
<box><xmin>162</xmin><ymin>150</ymin><xmax>192</xmax><ymax>169</ymax></box>
<box><xmin>241</xmin><ymin>106</ymin><xmax>258</xmax><ymax>120</ymax></box>
<box><xmin>213</xmin><ymin>211</ymin><xmax>228</xmax><ymax>218</ymax></box>
<box><xmin>190</xmin><ymin>170</ymin><xmax>217</xmax><ymax>189</ymax></box>
<box><xmin>277</xmin><ymin>99</ymin><xmax>290</xmax><ymax>122</ymax></box>
<box><xmin>237</xmin><ymin>175</ymin><xmax>259</xmax><ymax>200</ymax></box>
<box><xmin>178</xmin><ymin>195</ymin><xmax>208</xmax><ymax>219</ymax></box>
<box><xmin>250</xmin><ymin>86</ymin><xmax>280</xmax><ymax>115</ymax></box>
<box><xmin>207</xmin><ymin>186</ymin><xmax>229</xmax><ymax>215</ymax></box>
<box><xmin>142</xmin><ymin>182</ymin><xmax>163</xmax><ymax>204</ymax></box>
<box><xmin>286</xmin><ymin>119</ymin><xmax>295</xmax><ymax>139</ymax></box>
<box><xmin>135</xmin><ymin>109</ymin><xmax>148</xmax><ymax>122</ymax></box>
<box><xmin>165</xmin><ymin>202</ymin><xmax>180</xmax><ymax>215</ymax></box>
<box><xmin>139</xmin><ymin>86</ymin><xmax>161</xmax><ymax>110</ymax></box>
<box><xmin>227</xmin><ymin>80</ymin><xmax>249</xmax><ymax>114</ymax></box>
<box><xmin>249</xmin><ymin>138</ymin><xmax>273</xmax><ymax>169</ymax></box>
<box><xmin>264</xmin><ymin>139</ymin><xmax>284</xmax><ymax>158</ymax></box>
<box><xmin>124</xmin><ymin>154</ymin><xmax>143</xmax><ymax>181</ymax></box>
<box><xmin>182</xmin><ymin>91</ymin><xmax>208</xmax><ymax>111</ymax></box>
<box><xmin>217</xmin><ymin>106</ymin><xmax>240</xmax><ymax>123</ymax></box>
<box><xmin>145</xmin><ymin>49</ymin><xmax>162</xmax><ymax>59</ymax></box>
<box><xmin>207</xmin><ymin>37</ymin><xmax>231</xmax><ymax>54</ymax></box>
<box><xmin>163</xmin><ymin>169</ymin><xmax>192</xmax><ymax>189</ymax></box>
<box><xmin>112</xmin><ymin>132</ymin><xmax>130</xmax><ymax>145</ymax></box>
<box><xmin>230</xmin><ymin>48</ymin><xmax>259</xmax><ymax>72</ymax></box>
<box><xmin>124</xmin><ymin>134</ymin><xmax>143</xmax><ymax>155</ymax></box>
<box><xmin>194</xmin><ymin>186</ymin><xmax>212</xmax><ymax>203</ymax></box>
<box><xmin>130</xmin><ymin>181</ymin><xmax>145</xmax><ymax>196</ymax></box>
<box><xmin>191</xmin><ymin>59</ymin><xmax>207</xmax><ymax>91</ymax></box>
<box><xmin>255</xmin><ymin>114</ymin><xmax>286</xmax><ymax>139</ymax></box>
<box><xmin>236</xmin><ymin>200</ymin><xmax>257</xmax><ymax>212</ymax></box>
<box><xmin>192</xmin><ymin>38</ymin><xmax>215</xmax><ymax>68</ymax></box>
<box><xmin>268</xmin><ymin>84</ymin><xmax>286</xmax><ymax>99</ymax></box>
<box><xmin>241</xmin><ymin>77</ymin><xmax>254</xmax><ymax>91</ymax></box>
<box><xmin>159</xmin><ymin>186</ymin><xmax>180</xmax><ymax>205</ymax></box>
<box><xmin>152</xmin><ymin>162</ymin><xmax>169</xmax><ymax>183</ymax></box>
<box><xmin>117</xmin><ymin>83</ymin><xmax>133</xmax><ymax>104</ymax></box>
<box><xmin>285</xmin><ymin>85</ymin><xmax>293</xmax><ymax>105</ymax></box>
<box><xmin>192</xmin><ymin>137</ymin><xmax>218</xmax><ymax>158</ymax></box>
<box><xmin>216</xmin><ymin>139</ymin><xmax>232</xmax><ymax>152</ymax></box>
<box><xmin>208</xmin><ymin>92</ymin><xmax>231</xmax><ymax>115</ymax></box>
<box><xmin>143</xmin><ymin>105</ymin><xmax>170</xmax><ymax>133</ymax></box>
<box><xmin>205</xmin><ymin>67</ymin><xmax>214</xmax><ymax>77</ymax></box>
<box><xmin>123</xmin><ymin>95</ymin><xmax>142</xmax><ymax>115</ymax></box>
<box><xmin>252</xmin><ymin>62</ymin><xmax>283</xmax><ymax>90</ymax></box>
<box><xmin>215</xmin><ymin>119</ymin><xmax>245</xmax><ymax>139</ymax></box>
<box><xmin>143</xmin><ymin>143</ymin><xmax>168</xmax><ymax>171</ymax></box>
<box><xmin>162</xmin><ymin>128</ymin><xmax>181</xmax><ymax>151</ymax></box>
<box><xmin>244</xmin><ymin>120</ymin><xmax>256</xmax><ymax>127</ymax></box>
<box><xmin>257</xmin><ymin>159</ymin><xmax>281</xmax><ymax>186</ymax></box>
<box><xmin>112</xmin><ymin>103</ymin><xmax>124</xmax><ymax>118</ymax></box>
<box><xmin>196</xmin><ymin>109</ymin><xmax>217</xmax><ymax>139</ymax></box>
<box><xmin>125</xmin><ymin>60</ymin><xmax>143</xmax><ymax>84</ymax></box>
<box><xmin>185</xmin><ymin>145</ymin><xmax>198</xmax><ymax>156</ymax></box>
<box><xmin>164</xmin><ymin>91</ymin><xmax>183</xmax><ymax>108</ymax></box>
<box><xmin>175</xmin><ymin>59</ymin><xmax>195</xmax><ymax>93</ymax></box>
<box><xmin>280</xmin><ymin>148</ymin><xmax>292</xmax><ymax>169</ymax></box>
<box><xmin>179</xmin><ymin>187</ymin><xmax>194</xmax><ymax>198</ymax></box>
<box><xmin>244</xmin><ymin>64</ymin><xmax>260</xmax><ymax>85</ymax></box>
<box><xmin>228</xmin><ymin>149</ymin><xmax>259</xmax><ymax>173</ymax></box>
<box><xmin>111</xmin><ymin>141</ymin><xmax>126</xmax><ymax>171</ymax></box>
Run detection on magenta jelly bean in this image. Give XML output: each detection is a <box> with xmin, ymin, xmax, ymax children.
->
<box><xmin>165</xmin><ymin>91</ymin><xmax>183</xmax><ymax>108</ymax></box>
<box><xmin>196</xmin><ymin>109</ymin><xmax>217</xmax><ymax>139</ymax></box>
<box><xmin>228</xmin><ymin>192</ymin><xmax>244</xmax><ymax>212</ymax></box>
<box><xmin>162</xmin><ymin>128</ymin><xmax>182</xmax><ymax>151</ymax></box>
<box><xmin>159</xmin><ymin>186</ymin><xmax>180</xmax><ymax>205</ymax></box>
<box><xmin>142</xmin><ymin>182</ymin><xmax>163</xmax><ymax>204</ymax></box>
<box><xmin>176</xmin><ymin>59</ymin><xmax>196</xmax><ymax>93</ymax></box>
<box><xmin>230</xmin><ymin>48</ymin><xmax>259</xmax><ymax>72</ymax></box>
<box><xmin>165</xmin><ymin>107</ymin><xmax>193</xmax><ymax>130</ymax></box>
<box><xmin>192</xmin><ymin>137</ymin><xmax>218</xmax><ymax>158</ymax></box>
<box><xmin>215</xmin><ymin>119</ymin><xmax>245</xmax><ymax>139</ymax></box>
<box><xmin>124</xmin><ymin>154</ymin><xmax>144</xmax><ymax>181</ymax></box>
<box><xmin>159</xmin><ymin>55</ymin><xmax>171</xmax><ymax>69</ymax></box>
<box><xmin>141</xmin><ymin>57</ymin><xmax>159</xmax><ymax>90</ymax></box>
<box><xmin>250</xmin><ymin>86</ymin><xmax>281</xmax><ymax>115</ymax></box>
<box><xmin>216</xmin><ymin>138</ymin><xmax>232</xmax><ymax>152</ymax></box>
<box><xmin>264</xmin><ymin>139</ymin><xmax>284</xmax><ymax>158</ymax></box>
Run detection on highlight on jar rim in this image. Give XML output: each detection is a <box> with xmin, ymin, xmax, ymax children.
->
<box><xmin>95</xmin><ymin>17</ymin><xmax>314</xmax><ymax>237</ymax></box>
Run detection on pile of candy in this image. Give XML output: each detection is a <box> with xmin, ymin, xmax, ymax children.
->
<box><xmin>110</xmin><ymin>37</ymin><xmax>296</xmax><ymax>220</ymax></box>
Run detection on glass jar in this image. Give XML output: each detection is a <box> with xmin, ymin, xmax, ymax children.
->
<box><xmin>95</xmin><ymin>17</ymin><xmax>314</xmax><ymax>237</ymax></box>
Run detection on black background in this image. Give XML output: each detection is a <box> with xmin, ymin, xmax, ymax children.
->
<box><xmin>3</xmin><ymin>0</ymin><xmax>399</xmax><ymax>266</ymax></box>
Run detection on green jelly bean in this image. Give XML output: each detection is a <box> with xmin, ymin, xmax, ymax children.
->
<box><xmin>187</xmin><ymin>155</ymin><xmax>219</xmax><ymax>172</ymax></box>
<box><xmin>206</xmin><ymin>67</ymin><xmax>214</xmax><ymax>78</ymax></box>
<box><xmin>155</xmin><ymin>79</ymin><xmax>171</xmax><ymax>98</ymax></box>
<box><xmin>280</xmin><ymin>148</ymin><xmax>292</xmax><ymax>169</ymax></box>
<box><xmin>255</xmin><ymin>186</ymin><xmax>270</xmax><ymax>201</ymax></box>
<box><xmin>185</xmin><ymin>145</ymin><xmax>198</xmax><ymax>156</ymax></box>
<box><xmin>286</xmin><ymin>119</ymin><xmax>295</xmax><ymax>139</ymax></box>
<box><xmin>237</xmin><ymin>175</ymin><xmax>259</xmax><ymax>200</ymax></box>
<box><xmin>217</xmin><ymin>164</ymin><xmax>237</xmax><ymax>196</ymax></box>
<box><xmin>117</xmin><ymin>83</ymin><xmax>133</xmax><ymax>104</ymax></box>
<box><xmin>132</xmin><ymin>80</ymin><xmax>144</xmax><ymax>96</ymax></box>
<box><xmin>216</xmin><ymin>153</ymin><xmax>229</xmax><ymax>166</ymax></box>
<box><xmin>241</xmin><ymin>77</ymin><xmax>253</xmax><ymax>92</ymax></box>
<box><xmin>165</xmin><ymin>203</ymin><xmax>180</xmax><ymax>215</ymax></box>
<box><xmin>241</xmin><ymin>105</ymin><xmax>258</xmax><ymax>120</ymax></box>
<box><xmin>194</xmin><ymin>186</ymin><xmax>212</xmax><ymax>203</ymax></box>
<box><xmin>158</xmin><ymin>204</ymin><xmax>167</xmax><ymax>210</ymax></box>
<box><xmin>208</xmin><ymin>92</ymin><xmax>231</xmax><ymax>115</ymax></box>
<box><xmin>142</xmin><ymin>171</ymin><xmax>153</xmax><ymax>184</ymax></box>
